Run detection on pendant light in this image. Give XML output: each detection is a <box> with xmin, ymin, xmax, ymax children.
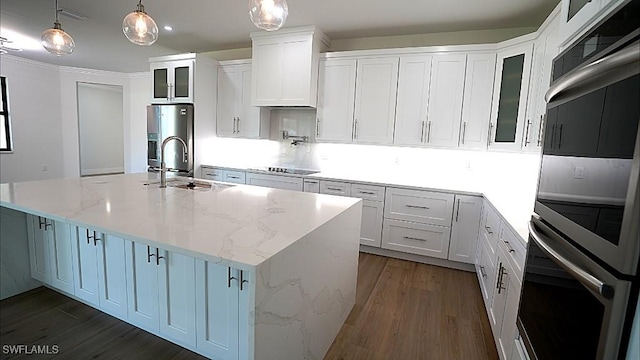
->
<box><xmin>41</xmin><ymin>0</ymin><xmax>75</xmax><ymax>56</ymax></box>
<box><xmin>249</xmin><ymin>0</ymin><xmax>288</xmax><ymax>31</ymax></box>
<box><xmin>122</xmin><ymin>0</ymin><xmax>158</xmax><ymax>46</ymax></box>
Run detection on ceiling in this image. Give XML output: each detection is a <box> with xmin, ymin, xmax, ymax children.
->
<box><xmin>1</xmin><ymin>0</ymin><xmax>559</xmax><ymax>73</ymax></box>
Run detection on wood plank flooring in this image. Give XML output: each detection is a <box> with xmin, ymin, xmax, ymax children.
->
<box><xmin>0</xmin><ymin>253</ymin><xmax>498</xmax><ymax>360</ymax></box>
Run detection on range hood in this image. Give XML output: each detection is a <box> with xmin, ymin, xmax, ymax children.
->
<box><xmin>250</xmin><ymin>26</ymin><xmax>330</xmax><ymax>108</ymax></box>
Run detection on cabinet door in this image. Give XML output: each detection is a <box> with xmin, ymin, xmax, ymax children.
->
<box><xmin>97</xmin><ymin>234</ymin><xmax>128</xmax><ymax>319</ymax></box>
<box><xmin>489</xmin><ymin>43</ymin><xmax>533</xmax><ymax>151</ymax></box>
<box><xmin>125</xmin><ymin>241</ymin><xmax>160</xmax><ymax>332</ymax></box>
<box><xmin>238</xmin><ymin>65</ymin><xmax>264</xmax><ymax>138</ymax></box>
<box><xmin>222</xmin><ymin>171</ymin><xmax>246</xmax><ymax>184</ymax></box>
<box><xmin>489</xmin><ymin>254</ymin><xmax>510</xmax><ymax>338</ymax></box>
<box><xmin>217</xmin><ymin>66</ymin><xmax>240</xmax><ymax>137</ymax></box>
<box><xmin>27</xmin><ymin>215</ymin><xmax>51</xmax><ymax>284</ymax></box>
<box><xmin>172</xmin><ymin>60</ymin><xmax>194</xmax><ymax>102</ymax></box>
<box><xmin>382</xmin><ymin>219</ymin><xmax>451</xmax><ymax>259</ymax></box>
<box><xmin>72</xmin><ymin>227</ymin><xmax>100</xmax><ymax>306</ymax></box>
<box><xmin>476</xmin><ymin>240</ymin><xmax>497</xmax><ymax>307</ymax></box>
<box><xmin>360</xmin><ymin>200</ymin><xmax>384</xmax><ymax>247</ymax></box>
<box><xmin>246</xmin><ymin>173</ymin><xmax>303</xmax><ymax>191</ymax></box>
<box><xmin>460</xmin><ymin>53</ymin><xmax>496</xmax><ymax>149</ymax></box>
<box><xmin>425</xmin><ymin>54</ymin><xmax>467</xmax><ymax>147</ymax></box>
<box><xmin>252</xmin><ymin>40</ymin><xmax>283</xmax><ymax>105</ymax></box>
<box><xmin>498</xmin><ymin>271</ymin><xmax>521</xmax><ymax>360</ymax></box>
<box><xmin>316</xmin><ymin>59</ymin><xmax>357</xmax><ymax>142</ymax></box>
<box><xmin>319</xmin><ymin>180</ymin><xmax>351</xmax><ymax>196</ymax></box>
<box><xmin>394</xmin><ymin>55</ymin><xmax>432</xmax><ymax>146</ymax></box>
<box><xmin>195</xmin><ymin>260</ymin><xmax>239</xmax><ymax>360</ymax></box>
<box><xmin>202</xmin><ymin>167</ymin><xmax>223</xmax><ymax>181</ymax></box>
<box><xmin>49</xmin><ymin>221</ymin><xmax>74</xmax><ymax>294</ymax></box>
<box><xmin>158</xmin><ymin>250</ymin><xmax>197</xmax><ymax>347</ymax></box>
<box><xmin>353</xmin><ymin>57</ymin><xmax>399</xmax><ymax>144</ymax></box>
<box><xmin>151</xmin><ymin>63</ymin><xmax>170</xmax><ymax>103</ymax></box>
<box><xmin>303</xmin><ymin>179</ymin><xmax>320</xmax><ymax>193</ymax></box>
<box><xmin>448</xmin><ymin>195</ymin><xmax>482</xmax><ymax>264</ymax></box>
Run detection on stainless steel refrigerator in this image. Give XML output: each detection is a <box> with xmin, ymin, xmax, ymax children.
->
<box><xmin>147</xmin><ymin>104</ymin><xmax>194</xmax><ymax>175</ymax></box>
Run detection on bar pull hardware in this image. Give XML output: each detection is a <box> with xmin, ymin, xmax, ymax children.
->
<box><xmin>403</xmin><ymin>236</ymin><xmax>427</xmax><ymax>242</ymax></box>
<box><xmin>305</xmin><ymin>181</ymin><xmax>318</xmax><ymax>184</ymax></box>
<box><xmin>558</xmin><ymin>124</ymin><xmax>564</xmax><ymax>149</ymax></box>
<box><xmin>406</xmin><ymin>204</ymin><xmax>429</xmax><ymax>210</ymax></box>
<box><xmin>236</xmin><ymin>117</ymin><xmax>240</xmax><ymax>133</ymax></box>
<box><xmin>316</xmin><ymin>119</ymin><xmax>320</xmax><ymax>137</ymax></box>
<box><xmin>488</xmin><ymin>123</ymin><xmax>494</xmax><ymax>144</ymax></box>
<box><xmin>38</xmin><ymin>216</ymin><xmax>44</xmax><ymax>229</ymax></box>
<box><xmin>227</xmin><ymin>176</ymin><xmax>240</xmax><ymax>179</ymax></box>
<box><xmin>227</xmin><ymin>267</ymin><xmax>237</xmax><ymax>288</ymax></box>
<box><xmin>359</xmin><ymin>191</ymin><xmax>376</xmax><ymax>195</ymax></box>
<box><xmin>353</xmin><ymin>119</ymin><xmax>358</xmax><ymax>140</ymax></box>
<box><xmin>455</xmin><ymin>198</ymin><xmax>461</xmax><ymax>222</ymax></box>
<box><xmin>155</xmin><ymin>248</ymin><xmax>164</xmax><ymax>266</ymax></box>
<box><xmin>420</xmin><ymin>121</ymin><xmax>426</xmax><ymax>142</ymax></box>
<box><xmin>523</xmin><ymin>119</ymin><xmax>532</xmax><ymax>146</ymax></box>
<box><xmin>503</xmin><ymin>240</ymin><xmax>515</xmax><ymax>253</ymax></box>
<box><xmin>461</xmin><ymin>122</ymin><xmax>467</xmax><ymax>145</ymax></box>
<box><xmin>147</xmin><ymin>245</ymin><xmax>155</xmax><ymax>263</ymax></box>
<box><xmin>497</xmin><ymin>265</ymin><xmax>507</xmax><ymax>294</ymax></box>
<box><xmin>93</xmin><ymin>231</ymin><xmax>102</xmax><ymax>246</ymax></box>
<box><xmin>240</xmin><ymin>270</ymin><xmax>249</xmax><ymax>291</ymax></box>
<box><xmin>485</xmin><ymin>226</ymin><xmax>493</xmax><ymax>235</ymax></box>
<box><xmin>426</xmin><ymin>121</ymin><xmax>432</xmax><ymax>143</ymax></box>
<box><xmin>536</xmin><ymin>115</ymin><xmax>545</xmax><ymax>146</ymax></box>
<box><xmin>327</xmin><ymin>187</ymin><xmax>343</xmax><ymax>192</ymax></box>
<box><xmin>479</xmin><ymin>266</ymin><xmax>487</xmax><ymax>278</ymax></box>
<box><xmin>86</xmin><ymin>228</ymin><xmax>94</xmax><ymax>244</ymax></box>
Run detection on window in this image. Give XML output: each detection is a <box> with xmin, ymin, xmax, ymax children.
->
<box><xmin>0</xmin><ymin>76</ymin><xmax>12</xmax><ymax>152</ymax></box>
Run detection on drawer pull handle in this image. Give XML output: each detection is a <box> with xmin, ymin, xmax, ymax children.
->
<box><xmin>479</xmin><ymin>265</ymin><xmax>487</xmax><ymax>278</ymax></box>
<box><xmin>403</xmin><ymin>236</ymin><xmax>426</xmax><ymax>242</ymax></box>
<box><xmin>86</xmin><ymin>228</ymin><xmax>94</xmax><ymax>244</ymax></box>
<box><xmin>327</xmin><ymin>187</ymin><xmax>343</xmax><ymax>191</ymax></box>
<box><xmin>359</xmin><ymin>191</ymin><xmax>376</xmax><ymax>195</ymax></box>
<box><xmin>305</xmin><ymin>181</ymin><xmax>318</xmax><ymax>184</ymax></box>
<box><xmin>155</xmin><ymin>248</ymin><xmax>164</xmax><ymax>266</ymax></box>
<box><xmin>504</xmin><ymin>240</ymin><xmax>516</xmax><ymax>253</ymax></box>
<box><xmin>485</xmin><ymin>226</ymin><xmax>493</xmax><ymax>235</ymax></box>
<box><xmin>240</xmin><ymin>270</ymin><xmax>249</xmax><ymax>291</ymax></box>
<box><xmin>406</xmin><ymin>205</ymin><xmax>429</xmax><ymax>209</ymax></box>
<box><xmin>147</xmin><ymin>245</ymin><xmax>155</xmax><ymax>263</ymax></box>
<box><xmin>228</xmin><ymin>267</ymin><xmax>237</xmax><ymax>288</ymax></box>
<box><xmin>227</xmin><ymin>176</ymin><xmax>240</xmax><ymax>179</ymax></box>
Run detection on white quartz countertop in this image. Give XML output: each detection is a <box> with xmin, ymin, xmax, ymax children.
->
<box><xmin>207</xmin><ymin>164</ymin><xmax>537</xmax><ymax>243</ymax></box>
<box><xmin>0</xmin><ymin>173</ymin><xmax>361</xmax><ymax>270</ymax></box>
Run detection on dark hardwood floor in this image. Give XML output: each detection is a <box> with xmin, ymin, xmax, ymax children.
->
<box><xmin>0</xmin><ymin>253</ymin><xmax>497</xmax><ymax>360</ymax></box>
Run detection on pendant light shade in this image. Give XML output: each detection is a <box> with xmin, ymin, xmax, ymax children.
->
<box><xmin>41</xmin><ymin>0</ymin><xmax>75</xmax><ymax>56</ymax></box>
<box><xmin>122</xmin><ymin>0</ymin><xmax>158</xmax><ymax>46</ymax></box>
<box><xmin>249</xmin><ymin>0</ymin><xmax>288</xmax><ymax>31</ymax></box>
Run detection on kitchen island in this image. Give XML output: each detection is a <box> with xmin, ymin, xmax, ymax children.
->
<box><xmin>0</xmin><ymin>173</ymin><xmax>362</xmax><ymax>360</ymax></box>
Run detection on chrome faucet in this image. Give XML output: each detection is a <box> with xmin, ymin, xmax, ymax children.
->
<box><xmin>159</xmin><ymin>136</ymin><xmax>188</xmax><ymax>188</ymax></box>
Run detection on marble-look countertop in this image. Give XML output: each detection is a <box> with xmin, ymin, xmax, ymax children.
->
<box><xmin>0</xmin><ymin>173</ymin><xmax>360</xmax><ymax>270</ymax></box>
<box><xmin>206</xmin><ymin>164</ymin><xmax>537</xmax><ymax>243</ymax></box>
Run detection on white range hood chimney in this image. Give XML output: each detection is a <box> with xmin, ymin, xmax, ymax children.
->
<box><xmin>250</xmin><ymin>26</ymin><xmax>330</xmax><ymax>108</ymax></box>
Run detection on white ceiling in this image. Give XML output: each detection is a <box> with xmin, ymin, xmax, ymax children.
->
<box><xmin>1</xmin><ymin>0</ymin><xmax>559</xmax><ymax>73</ymax></box>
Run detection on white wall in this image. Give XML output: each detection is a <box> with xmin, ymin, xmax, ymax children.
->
<box><xmin>77</xmin><ymin>82</ymin><xmax>124</xmax><ymax>176</ymax></box>
<box><xmin>128</xmin><ymin>73</ymin><xmax>151</xmax><ymax>173</ymax></box>
<box><xmin>0</xmin><ymin>56</ymin><xmax>64</xmax><ymax>183</ymax></box>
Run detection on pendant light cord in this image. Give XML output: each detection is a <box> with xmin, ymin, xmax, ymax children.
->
<box><xmin>54</xmin><ymin>0</ymin><xmax>59</xmax><ymax>22</ymax></box>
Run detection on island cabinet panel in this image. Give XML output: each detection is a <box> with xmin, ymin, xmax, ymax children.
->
<box><xmin>195</xmin><ymin>260</ymin><xmax>240</xmax><ymax>360</ymax></box>
<box><xmin>26</xmin><ymin>215</ymin><xmax>52</xmax><ymax>284</ymax></box>
<box><xmin>96</xmin><ymin>234</ymin><xmax>128</xmax><ymax>319</ymax></box>
<box><xmin>125</xmin><ymin>241</ymin><xmax>161</xmax><ymax>332</ymax></box>
<box><xmin>72</xmin><ymin>227</ymin><xmax>100</xmax><ymax>306</ymax></box>
<box><xmin>157</xmin><ymin>250</ymin><xmax>197</xmax><ymax>348</ymax></box>
<box><xmin>48</xmin><ymin>221</ymin><xmax>74</xmax><ymax>294</ymax></box>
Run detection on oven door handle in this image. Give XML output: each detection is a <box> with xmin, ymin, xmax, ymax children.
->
<box><xmin>528</xmin><ymin>221</ymin><xmax>614</xmax><ymax>299</ymax></box>
<box><xmin>545</xmin><ymin>40</ymin><xmax>640</xmax><ymax>104</ymax></box>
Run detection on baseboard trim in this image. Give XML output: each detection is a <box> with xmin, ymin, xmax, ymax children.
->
<box><xmin>360</xmin><ymin>245</ymin><xmax>476</xmax><ymax>272</ymax></box>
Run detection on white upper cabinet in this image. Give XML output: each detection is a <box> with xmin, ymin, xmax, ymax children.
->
<box><xmin>150</xmin><ymin>58</ymin><xmax>195</xmax><ymax>104</ymax></box>
<box><xmin>217</xmin><ymin>63</ymin><xmax>268</xmax><ymax>139</ymax></box>
<box><xmin>459</xmin><ymin>53</ymin><xmax>497</xmax><ymax>149</ymax></box>
<box><xmin>251</xmin><ymin>26</ymin><xmax>329</xmax><ymax>107</ymax></box>
<box><xmin>316</xmin><ymin>59</ymin><xmax>357</xmax><ymax>142</ymax></box>
<box><xmin>558</xmin><ymin>0</ymin><xmax>621</xmax><ymax>46</ymax></box>
<box><xmin>353</xmin><ymin>57</ymin><xmax>399</xmax><ymax>145</ymax></box>
<box><xmin>393</xmin><ymin>55</ymin><xmax>433</xmax><ymax>146</ymax></box>
<box><xmin>424</xmin><ymin>54</ymin><xmax>467</xmax><ymax>147</ymax></box>
<box><xmin>489</xmin><ymin>42</ymin><xmax>534</xmax><ymax>151</ymax></box>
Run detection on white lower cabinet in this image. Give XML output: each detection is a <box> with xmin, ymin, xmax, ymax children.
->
<box><xmin>246</xmin><ymin>172</ymin><xmax>303</xmax><ymax>191</ymax></box>
<box><xmin>195</xmin><ymin>260</ymin><xmax>240</xmax><ymax>360</ymax></box>
<box><xmin>27</xmin><ymin>214</ymin><xmax>74</xmax><ymax>294</ymax></box>
<box><xmin>360</xmin><ymin>200</ymin><xmax>384</xmax><ymax>248</ymax></box>
<box><xmin>448</xmin><ymin>195</ymin><xmax>482</xmax><ymax>264</ymax></box>
<box><xmin>124</xmin><ymin>240</ymin><xmax>197</xmax><ymax>347</ymax></box>
<box><xmin>303</xmin><ymin>179</ymin><xmax>320</xmax><ymax>193</ymax></box>
<box><xmin>72</xmin><ymin>227</ymin><xmax>128</xmax><ymax>318</ymax></box>
<box><xmin>381</xmin><ymin>219</ymin><xmax>450</xmax><ymax>259</ymax></box>
<box><xmin>475</xmin><ymin>240</ymin><xmax>497</xmax><ymax>306</ymax></box>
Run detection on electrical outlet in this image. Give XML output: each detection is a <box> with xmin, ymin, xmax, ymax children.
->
<box><xmin>574</xmin><ymin>166</ymin><xmax>584</xmax><ymax>179</ymax></box>
<box><xmin>42</xmin><ymin>165</ymin><xmax>48</xmax><ymax>172</ymax></box>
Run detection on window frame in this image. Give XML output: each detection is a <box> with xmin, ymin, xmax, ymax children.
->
<box><xmin>0</xmin><ymin>76</ymin><xmax>13</xmax><ymax>152</ymax></box>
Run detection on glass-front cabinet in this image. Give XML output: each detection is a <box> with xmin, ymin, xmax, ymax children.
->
<box><xmin>488</xmin><ymin>43</ymin><xmax>533</xmax><ymax>151</ymax></box>
<box><xmin>150</xmin><ymin>59</ymin><xmax>194</xmax><ymax>103</ymax></box>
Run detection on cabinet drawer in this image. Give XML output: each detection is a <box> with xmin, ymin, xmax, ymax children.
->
<box><xmin>350</xmin><ymin>183</ymin><xmax>385</xmax><ymax>201</ymax></box>
<box><xmin>381</xmin><ymin>219</ymin><xmax>450</xmax><ymax>259</ymax></box>
<box><xmin>303</xmin><ymin>179</ymin><xmax>320</xmax><ymax>193</ymax></box>
<box><xmin>480</xmin><ymin>202</ymin><xmax>501</xmax><ymax>259</ymax></box>
<box><xmin>384</xmin><ymin>188</ymin><xmax>454</xmax><ymax>226</ymax></box>
<box><xmin>223</xmin><ymin>171</ymin><xmax>246</xmax><ymax>184</ymax></box>
<box><xmin>246</xmin><ymin>173</ymin><xmax>303</xmax><ymax>191</ymax></box>
<box><xmin>320</xmin><ymin>181</ymin><xmax>351</xmax><ymax>196</ymax></box>
<box><xmin>499</xmin><ymin>224</ymin><xmax>526</xmax><ymax>281</ymax></box>
<box><xmin>201</xmin><ymin>168</ymin><xmax>222</xmax><ymax>181</ymax></box>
